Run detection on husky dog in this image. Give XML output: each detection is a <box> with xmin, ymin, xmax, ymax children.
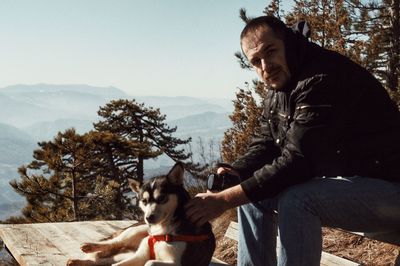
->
<box><xmin>67</xmin><ymin>162</ymin><xmax>215</xmax><ymax>266</ymax></box>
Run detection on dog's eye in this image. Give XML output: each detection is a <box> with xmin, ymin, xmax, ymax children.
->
<box><xmin>156</xmin><ymin>195</ymin><xmax>168</xmax><ymax>204</ymax></box>
<box><xmin>141</xmin><ymin>199</ymin><xmax>148</xmax><ymax>205</ymax></box>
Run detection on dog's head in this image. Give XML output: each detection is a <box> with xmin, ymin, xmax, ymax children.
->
<box><xmin>129</xmin><ymin>162</ymin><xmax>190</xmax><ymax>225</ymax></box>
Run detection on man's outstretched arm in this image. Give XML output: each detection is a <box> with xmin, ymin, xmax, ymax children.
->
<box><xmin>185</xmin><ymin>184</ymin><xmax>250</xmax><ymax>227</ymax></box>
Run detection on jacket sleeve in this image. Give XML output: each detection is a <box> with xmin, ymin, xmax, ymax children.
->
<box><xmin>240</xmin><ymin>75</ymin><xmax>335</xmax><ymax>202</ymax></box>
<box><xmin>230</xmin><ymin>107</ymin><xmax>281</xmax><ymax>180</ymax></box>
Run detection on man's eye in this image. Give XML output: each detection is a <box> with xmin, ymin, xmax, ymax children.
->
<box><xmin>252</xmin><ymin>58</ymin><xmax>261</xmax><ymax>67</ymax></box>
<box><xmin>266</xmin><ymin>49</ymin><xmax>275</xmax><ymax>56</ymax></box>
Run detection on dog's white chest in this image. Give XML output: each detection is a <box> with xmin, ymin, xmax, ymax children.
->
<box><xmin>154</xmin><ymin>241</ymin><xmax>186</xmax><ymax>262</ymax></box>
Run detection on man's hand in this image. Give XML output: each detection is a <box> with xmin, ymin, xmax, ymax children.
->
<box><xmin>185</xmin><ymin>184</ymin><xmax>250</xmax><ymax>227</ymax></box>
<box><xmin>185</xmin><ymin>190</ymin><xmax>229</xmax><ymax>227</ymax></box>
<box><xmin>216</xmin><ymin>166</ymin><xmax>240</xmax><ymax>177</ymax></box>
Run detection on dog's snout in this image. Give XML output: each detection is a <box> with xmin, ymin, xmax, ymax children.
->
<box><xmin>146</xmin><ymin>214</ymin><xmax>156</xmax><ymax>224</ymax></box>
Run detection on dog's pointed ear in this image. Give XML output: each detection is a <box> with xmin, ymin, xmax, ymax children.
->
<box><xmin>128</xmin><ymin>178</ymin><xmax>142</xmax><ymax>193</ymax></box>
<box><xmin>167</xmin><ymin>162</ymin><xmax>184</xmax><ymax>185</ymax></box>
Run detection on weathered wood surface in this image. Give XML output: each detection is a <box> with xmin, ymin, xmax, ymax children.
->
<box><xmin>225</xmin><ymin>221</ymin><xmax>360</xmax><ymax>266</ymax></box>
<box><xmin>0</xmin><ymin>220</ymin><xmax>136</xmax><ymax>266</ymax></box>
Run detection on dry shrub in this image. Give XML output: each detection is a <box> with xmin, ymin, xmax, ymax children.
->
<box><xmin>322</xmin><ymin>228</ymin><xmax>400</xmax><ymax>266</ymax></box>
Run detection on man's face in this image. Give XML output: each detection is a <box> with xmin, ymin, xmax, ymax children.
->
<box><xmin>241</xmin><ymin>25</ymin><xmax>291</xmax><ymax>90</ymax></box>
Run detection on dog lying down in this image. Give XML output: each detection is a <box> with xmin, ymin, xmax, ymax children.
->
<box><xmin>67</xmin><ymin>162</ymin><xmax>216</xmax><ymax>266</ymax></box>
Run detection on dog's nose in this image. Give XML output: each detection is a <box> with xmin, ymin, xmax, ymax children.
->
<box><xmin>146</xmin><ymin>214</ymin><xmax>156</xmax><ymax>223</ymax></box>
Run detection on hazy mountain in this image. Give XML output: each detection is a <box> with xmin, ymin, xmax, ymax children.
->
<box><xmin>0</xmin><ymin>92</ymin><xmax>58</xmax><ymax>128</ymax></box>
<box><xmin>0</xmin><ymin>123</ymin><xmax>36</xmax><ymax>220</ymax></box>
<box><xmin>169</xmin><ymin>111</ymin><xmax>231</xmax><ymax>139</ymax></box>
<box><xmin>0</xmin><ymin>200</ymin><xmax>25</xmax><ymax>220</ymax></box>
<box><xmin>0</xmin><ymin>85</ymin><xmax>233</xmax><ymax>128</ymax></box>
<box><xmin>25</xmin><ymin>118</ymin><xmax>94</xmax><ymax>142</ymax></box>
<box><xmin>0</xmin><ymin>123</ymin><xmax>36</xmax><ymax>164</ymax></box>
<box><xmin>1</xmin><ymin>84</ymin><xmax>126</xmax><ymax>99</ymax></box>
<box><xmin>142</xmin><ymin>112</ymin><xmax>230</xmax><ymax>170</ymax></box>
<box><xmin>0</xmin><ymin>84</ymin><xmax>128</xmax><ymax>127</ymax></box>
<box><xmin>135</xmin><ymin>96</ymin><xmax>228</xmax><ymax>107</ymax></box>
<box><xmin>135</xmin><ymin>96</ymin><xmax>232</xmax><ymax>121</ymax></box>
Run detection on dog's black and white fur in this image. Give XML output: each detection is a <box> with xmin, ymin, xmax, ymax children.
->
<box><xmin>67</xmin><ymin>162</ymin><xmax>215</xmax><ymax>266</ymax></box>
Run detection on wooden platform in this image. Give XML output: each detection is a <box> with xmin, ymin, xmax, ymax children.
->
<box><xmin>3</xmin><ymin>220</ymin><xmax>393</xmax><ymax>266</ymax></box>
<box><xmin>0</xmin><ymin>221</ymin><xmax>228</xmax><ymax>266</ymax></box>
<box><xmin>0</xmin><ymin>220</ymin><xmax>136</xmax><ymax>266</ymax></box>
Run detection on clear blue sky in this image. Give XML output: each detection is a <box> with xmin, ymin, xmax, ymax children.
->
<box><xmin>0</xmin><ymin>1</ymin><xmax>292</xmax><ymax>99</ymax></box>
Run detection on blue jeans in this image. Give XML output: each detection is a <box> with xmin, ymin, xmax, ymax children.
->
<box><xmin>238</xmin><ymin>176</ymin><xmax>400</xmax><ymax>266</ymax></box>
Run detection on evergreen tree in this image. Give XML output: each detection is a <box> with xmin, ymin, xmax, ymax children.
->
<box><xmin>10</xmin><ymin>100</ymin><xmax>198</xmax><ymax>222</ymax></box>
<box><xmin>93</xmin><ymin>99</ymin><xmax>195</xmax><ymax>182</ymax></box>
<box><xmin>84</xmin><ymin>130</ymin><xmax>149</xmax><ymax>219</ymax></box>
<box><xmin>348</xmin><ymin>0</ymin><xmax>399</xmax><ymax>92</ymax></box>
<box><xmin>286</xmin><ymin>0</ymin><xmax>359</xmax><ymax>62</ymax></box>
<box><xmin>221</xmin><ymin>81</ymin><xmax>266</xmax><ymax>163</ymax></box>
<box><xmin>9</xmin><ymin>129</ymin><xmax>146</xmax><ymax>222</ymax></box>
<box><xmin>286</xmin><ymin>0</ymin><xmax>399</xmax><ymax>93</ymax></box>
<box><xmin>264</xmin><ymin>0</ymin><xmax>285</xmax><ymax>18</ymax></box>
<box><xmin>10</xmin><ymin>129</ymin><xmax>97</xmax><ymax>222</ymax></box>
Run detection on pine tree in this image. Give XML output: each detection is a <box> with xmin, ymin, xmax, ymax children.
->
<box><xmin>349</xmin><ymin>0</ymin><xmax>400</xmax><ymax>92</ymax></box>
<box><xmin>264</xmin><ymin>0</ymin><xmax>285</xmax><ymax>18</ymax></box>
<box><xmin>286</xmin><ymin>0</ymin><xmax>399</xmax><ymax>93</ymax></box>
<box><xmin>221</xmin><ymin>81</ymin><xmax>266</xmax><ymax>163</ymax></box>
<box><xmin>93</xmin><ymin>99</ymin><xmax>195</xmax><ymax>181</ymax></box>
<box><xmin>10</xmin><ymin>129</ymin><xmax>97</xmax><ymax>222</ymax></box>
<box><xmin>286</xmin><ymin>0</ymin><xmax>358</xmax><ymax>61</ymax></box>
<box><xmin>10</xmin><ymin>100</ymin><xmax>198</xmax><ymax>222</ymax></box>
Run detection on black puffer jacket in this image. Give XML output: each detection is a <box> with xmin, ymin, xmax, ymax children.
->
<box><xmin>232</xmin><ymin>22</ymin><xmax>400</xmax><ymax>202</ymax></box>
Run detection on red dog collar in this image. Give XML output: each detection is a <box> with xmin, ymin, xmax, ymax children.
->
<box><xmin>148</xmin><ymin>234</ymin><xmax>210</xmax><ymax>260</ymax></box>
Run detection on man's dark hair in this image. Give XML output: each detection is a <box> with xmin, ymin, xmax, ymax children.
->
<box><xmin>240</xmin><ymin>16</ymin><xmax>288</xmax><ymax>42</ymax></box>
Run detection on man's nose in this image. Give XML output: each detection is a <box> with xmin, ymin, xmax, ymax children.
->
<box><xmin>261</xmin><ymin>58</ymin><xmax>270</xmax><ymax>72</ymax></box>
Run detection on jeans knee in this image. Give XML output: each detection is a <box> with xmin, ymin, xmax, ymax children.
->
<box><xmin>278</xmin><ymin>186</ymin><xmax>315</xmax><ymax>215</ymax></box>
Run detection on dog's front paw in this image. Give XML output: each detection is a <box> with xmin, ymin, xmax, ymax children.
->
<box><xmin>80</xmin><ymin>242</ymin><xmax>100</xmax><ymax>253</ymax></box>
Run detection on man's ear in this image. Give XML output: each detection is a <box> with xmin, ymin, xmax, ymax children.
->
<box><xmin>167</xmin><ymin>162</ymin><xmax>185</xmax><ymax>185</ymax></box>
<box><xmin>128</xmin><ymin>178</ymin><xmax>142</xmax><ymax>193</ymax></box>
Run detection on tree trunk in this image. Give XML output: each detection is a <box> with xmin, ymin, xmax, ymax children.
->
<box><xmin>106</xmin><ymin>145</ymin><xmax>123</xmax><ymax>219</ymax></box>
<box><xmin>71</xmin><ymin>170</ymin><xmax>78</xmax><ymax>221</ymax></box>
<box><xmin>138</xmin><ymin>127</ymin><xmax>144</xmax><ymax>182</ymax></box>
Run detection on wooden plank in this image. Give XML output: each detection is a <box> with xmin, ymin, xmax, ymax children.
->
<box><xmin>320</xmin><ymin>252</ymin><xmax>359</xmax><ymax>266</ymax></box>
<box><xmin>210</xmin><ymin>257</ymin><xmax>229</xmax><ymax>265</ymax></box>
<box><xmin>224</xmin><ymin>223</ymin><xmax>238</xmax><ymax>241</ymax></box>
<box><xmin>33</xmin><ymin>223</ymin><xmax>85</xmax><ymax>259</ymax></box>
<box><xmin>225</xmin><ymin>222</ymin><xmax>360</xmax><ymax>266</ymax></box>
<box><xmin>351</xmin><ymin>231</ymin><xmax>400</xmax><ymax>246</ymax></box>
<box><xmin>0</xmin><ymin>220</ymin><xmax>136</xmax><ymax>266</ymax></box>
<box><xmin>0</xmin><ymin>224</ymin><xmax>63</xmax><ymax>266</ymax></box>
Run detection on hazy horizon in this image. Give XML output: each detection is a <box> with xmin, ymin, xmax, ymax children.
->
<box><xmin>0</xmin><ymin>82</ymin><xmax>234</xmax><ymax>100</ymax></box>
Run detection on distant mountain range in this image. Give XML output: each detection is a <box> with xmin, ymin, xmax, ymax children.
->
<box><xmin>0</xmin><ymin>84</ymin><xmax>233</xmax><ymax>220</ymax></box>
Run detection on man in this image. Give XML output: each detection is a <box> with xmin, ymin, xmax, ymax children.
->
<box><xmin>185</xmin><ymin>16</ymin><xmax>400</xmax><ymax>266</ymax></box>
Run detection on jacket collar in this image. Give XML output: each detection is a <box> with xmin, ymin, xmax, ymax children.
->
<box><xmin>282</xmin><ymin>21</ymin><xmax>310</xmax><ymax>92</ymax></box>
